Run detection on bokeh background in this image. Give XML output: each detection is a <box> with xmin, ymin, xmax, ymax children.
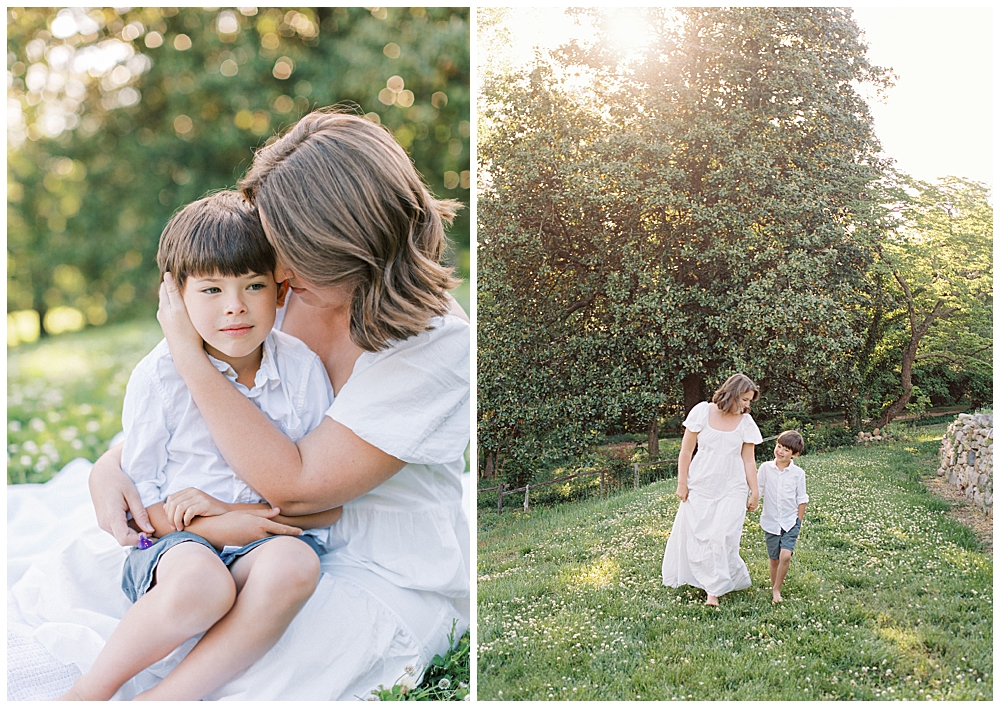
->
<box><xmin>8</xmin><ymin>6</ymin><xmax>470</xmax><ymax>345</ymax></box>
<box><xmin>7</xmin><ymin>7</ymin><xmax>470</xmax><ymax>490</ymax></box>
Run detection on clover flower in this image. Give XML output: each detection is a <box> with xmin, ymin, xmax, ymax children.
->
<box><xmin>398</xmin><ymin>674</ymin><xmax>417</xmax><ymax>694</ymax></box>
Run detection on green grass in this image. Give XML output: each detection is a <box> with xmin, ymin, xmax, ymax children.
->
<box><xmin>477</xmin><ymin>426</ymin><xmax>992</xmax><ymax>700</ymax></box>
<box><xmin>7</xmin><ymin>319</ymin><xmax>165</xmax><ymax>484</ymax></box>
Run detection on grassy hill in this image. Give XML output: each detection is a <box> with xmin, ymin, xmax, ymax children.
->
<box><xmin>477</xmin><ymin>426</ymin><xmax>992</xmax><ymax>700</ymax></box>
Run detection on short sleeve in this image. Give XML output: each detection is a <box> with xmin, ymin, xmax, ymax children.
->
<box><xmin>742</xmin><ymin>414</ymin><xmax>763</xmax><ymax>445</ymax></box>
<box><xmin>120</xmin><ymin>365</ymin><xmax>171</xmax><ymax>508</ymax></box>
<box><xmin>326</xmin><ymin>316</ymin><xmax>470</xmax><ymax>464</ymax></box>
<box><xmin>682</xmin><ymin>401</ymin><xmax>709</xmax><ymax>432</ymax></box>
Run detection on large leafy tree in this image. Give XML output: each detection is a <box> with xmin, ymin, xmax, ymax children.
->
<box><xmin>8</xmin><ymin>7</ymin><xmax>469</xmax><ymax>334</ymax></box>
<box><xmin>478</xmin><ymin>7</ymin><xmax>892</xmax><ymax>480</ymax></box>
<box><xmin>870</xmin><ymin>175</ymin><xmax>993</xmax><ymax>426</ymax></box>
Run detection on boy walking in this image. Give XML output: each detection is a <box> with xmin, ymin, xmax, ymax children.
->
<box><xmin>60</xmin><ymin>191</ymin><xmax>338</xmax><ymax>700</ymax></box>
<box><xmin>757</xmin><ymin>430</ymin><xmax>808</xmax><ymax>603</ymax></box>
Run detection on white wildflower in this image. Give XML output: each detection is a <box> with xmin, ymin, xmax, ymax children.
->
<box><xmin>398</xmin><ymin>674</ymin><xmax>417</xmax><ymax>694</ymax></box>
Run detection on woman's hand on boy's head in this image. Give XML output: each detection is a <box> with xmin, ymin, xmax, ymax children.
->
<box><xmin>157</xmin><ymin>272</ymin><xmax>203</xmax><ymax>357</ymax></box>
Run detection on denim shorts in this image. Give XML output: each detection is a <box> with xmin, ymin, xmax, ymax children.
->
<box><xmin>121</xmin><ymin>530</ymin><xmax>324</xmax><ymax>603</ymax></box>
<box><xmin>764</xmin><ymin>518</ymin><xmax>802</xmax><ymax>560</ymax></box>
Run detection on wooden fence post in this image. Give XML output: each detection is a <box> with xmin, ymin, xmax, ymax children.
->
<box><xmin>523</xmin><ymin>485</ymin><xmax>529</xmax><ymax>511</ymax></box>
<box><xmin>497</xmin><ymin>483</ymin><xmax>505</xmax><ymax>514</ymax></box>
<box><xmin>600</xmin><ymin>469</ymin><xmax>605</xmax><ymax>496</ymax></box>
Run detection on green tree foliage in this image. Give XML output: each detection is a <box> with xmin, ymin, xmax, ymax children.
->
<box><xmin>868</xmin><ymin>175</ymin><xmax>993</xmax><ymax>426</ymax></box>
<box><xmin>7</xmin><ymin>7</ymin><xmax>469</xmax><ymax>335</ymax></box>
<box><xmin>478</xmin><ymin>7</ymin><xmax>892</xmax><ymax>482</ymax></box>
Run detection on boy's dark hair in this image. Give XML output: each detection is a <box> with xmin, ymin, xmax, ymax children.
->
<box><xmin>156</xmin><ymin>191</ymin><xmax>274</xmax><ymax>289</ymax></box>
<box><xmin>776</xmin><ymin>430</ymin><xmax>805</xmax><ymax>455</ymax></box>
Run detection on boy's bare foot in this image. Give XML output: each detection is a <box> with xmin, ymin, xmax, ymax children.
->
<box><xmin>772</xmin><ymin>591</ymin><xmax>783</xmax><ymax>603</ymax></box>
<box><xmin>706</xmin><ymin>594</ymin><xmax>719</xmax><ymax>607</ymax></box>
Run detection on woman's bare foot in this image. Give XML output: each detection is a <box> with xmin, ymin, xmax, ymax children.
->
<box><xmin>772</xmin><ymin>590</ymin><xmax>783</xmax><ymax>603</ymax></box>
<box><xmin>706</xmin><ymin>594</ymin><xmax>719</xmax><ymax>607</ymax></box>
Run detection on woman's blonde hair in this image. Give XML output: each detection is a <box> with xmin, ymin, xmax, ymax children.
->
<box><xmin>240</xmin><ymin>108</ymin><xmax>461</xmax><ymax>351</ymax></box>
<box><xmin>712</xmin><ymin>373</ymin><xmax>759</xmax><ymax>414</ymax></box>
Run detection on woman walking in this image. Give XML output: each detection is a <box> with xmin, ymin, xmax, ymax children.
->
<box><xmin>662</xmin><ymin>374</ymin><xmax>762</xmax><ymax>606</ymax></box>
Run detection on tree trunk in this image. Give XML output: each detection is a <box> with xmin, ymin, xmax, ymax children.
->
<box><xmin>876</xmin><ymin>276</ymin><xmax>959</xmax><ymax>429</ymax></box>
<box><xmin>845</xmin><ymin>387</ymin><xmax>862</xmax><ymax>430</ymax></box>
<box><xmin>647</xmin><ymin>416</ymin><xmax>659</xmax><ymax>459</ymax></box>
<box><xmin>875</xmin><ymin>336</ymin><xmax>919</xmax><ymax>429</ymax></box>
<box><xmin>481</xmin><ymin>451</ymin><xmax>495</xmax><ymax>480</ymax></box>
<box><xmin>36</xmin><ymin>304</ymin><xmax>49</xmax><ymax>337</ymax></box>
<box><xmin>682</xmin><ymin>373</ymin><xmax>703</xmax><ymax>414</ymax></box>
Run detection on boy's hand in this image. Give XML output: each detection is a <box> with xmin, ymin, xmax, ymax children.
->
<box><xmin>675</xmin><ymin>482</ymin><xmax>689</xmax><ymax>502</ymax></box>
<box><xmin>165</xmin><ymin>487</ymin><xmax>231</xmax><ymax>530</ymax></box>
<box><xmin>185</xmin><ymin>507</ymin><xmax>302</xmax><ymax>549</ymax></box>
<box><xmin>746</xmin><ymin>492</ymin><xmax>759</xmax><ymax>512</ymax></box>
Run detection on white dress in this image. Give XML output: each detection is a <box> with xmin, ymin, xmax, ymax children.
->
<box><xmin>661</xmin><ymin>401</ymin><xmax>762</xmax><ymax>597</ymax></box>
<box><xmin>6</xmin><ymin>306</ymin><xmax>470</xmax><ymax>701</ymax></box>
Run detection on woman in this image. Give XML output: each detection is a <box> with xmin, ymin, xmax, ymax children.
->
<box><xmin>9</xmin><ymin>110</ymin><xmax>470</xmax><ymax>700</ymax></box>
<box><xmin>661</xmin><ymin>374</ymin><xmax>762</xmax><ymax>606</ymax></box>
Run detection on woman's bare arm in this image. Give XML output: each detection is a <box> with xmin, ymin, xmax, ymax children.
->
<box><xmin>157</xmin><ymin>273</ymin><xmax>405</xmax><ymax>514</ymax></box>
<box><xmin>194</xmin><ymin>502</ymin><xmax>344</xmax><ymax>530</ymax></box>
<box><xmin>675</xmin><ymin>429</ymin><xmax>698</xmax><ymax>502</ymax></box>
<box><xmin>90</xmin><ymin>443</ymin><xmax>154</xmax><ymax>546</ymax></box>
<box><xmin>742</xmin><ymin>443</ymin><xmax>759</xmax><ymax>511</ymax></box>
<box><xmin>273</xmin><ymin>506</ymin><xmax>343</xmax><ymax>529</ymax></box>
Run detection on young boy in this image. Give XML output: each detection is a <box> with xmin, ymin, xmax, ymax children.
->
<box><xmin>60</xmin><ymin>192</ymin><xmax>339</xmax><ymax>701</ymax></box>
<box><xmin>757</xmin><ymin>430</ymin><xmax>808</xmax><ymax>603</ymax></box>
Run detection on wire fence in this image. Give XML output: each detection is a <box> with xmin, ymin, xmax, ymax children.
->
<box><xmin>478</xmin><ymin>458</ymin><xmax>678</xmax><ymax>514</ymax></box>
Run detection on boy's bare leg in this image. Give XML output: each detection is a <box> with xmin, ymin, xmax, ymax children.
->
<box><xmin>772</xmin><ymin>549</ymin><xmax>792</xmax><ymax>603</ymax></box>
<box><xmin>769</xmin><ymin>558</ymin><xmax>779</xmax><ymax>588</ymax></box>
<box><xmin>57</xmin><ymin>542</ymin><xmax>236</xmax><ymax>700</ymax></box>
<box><xmin>134</xmin><ymin>536</ymin><xmax>320</xmax><ymax>701</ymax></box>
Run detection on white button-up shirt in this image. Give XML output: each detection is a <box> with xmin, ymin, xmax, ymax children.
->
<box><xmin>758</xmin><ymin>459</ymin><xmax>809</xmax><ymax>535</ymax></box>
<box><xmin>121</xmin><ymin>329</ymin><xmax>334</xmax><ymax>544</ymax></box>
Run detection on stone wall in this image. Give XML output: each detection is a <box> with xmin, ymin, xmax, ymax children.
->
<box><xmin>937</xmin><ymin>413</ymin><xmax>993</xmax><ymax>517</ymax></box>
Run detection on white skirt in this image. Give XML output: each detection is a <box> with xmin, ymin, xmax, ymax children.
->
<box><xmin>7</xmin><ymin>459</ymin><xmax>470</xmax><ymax>700</ymax></box>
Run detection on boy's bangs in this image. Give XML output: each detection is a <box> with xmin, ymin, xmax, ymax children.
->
<box><xmin>183</xmin><ymin>219</ymin><xmax>275</xmax><ymax>279</ymax></box>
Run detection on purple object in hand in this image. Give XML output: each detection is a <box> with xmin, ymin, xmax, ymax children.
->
<box><xmin>137</xmin><ymin>534</ymin><xmax>153</xmax><ymax>550</ymax></box>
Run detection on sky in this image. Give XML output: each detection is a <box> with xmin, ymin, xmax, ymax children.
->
<box><xmin>486</xmin><ymin>6</ymin><xmax>994</xmax><ymax>187</ymax></box>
